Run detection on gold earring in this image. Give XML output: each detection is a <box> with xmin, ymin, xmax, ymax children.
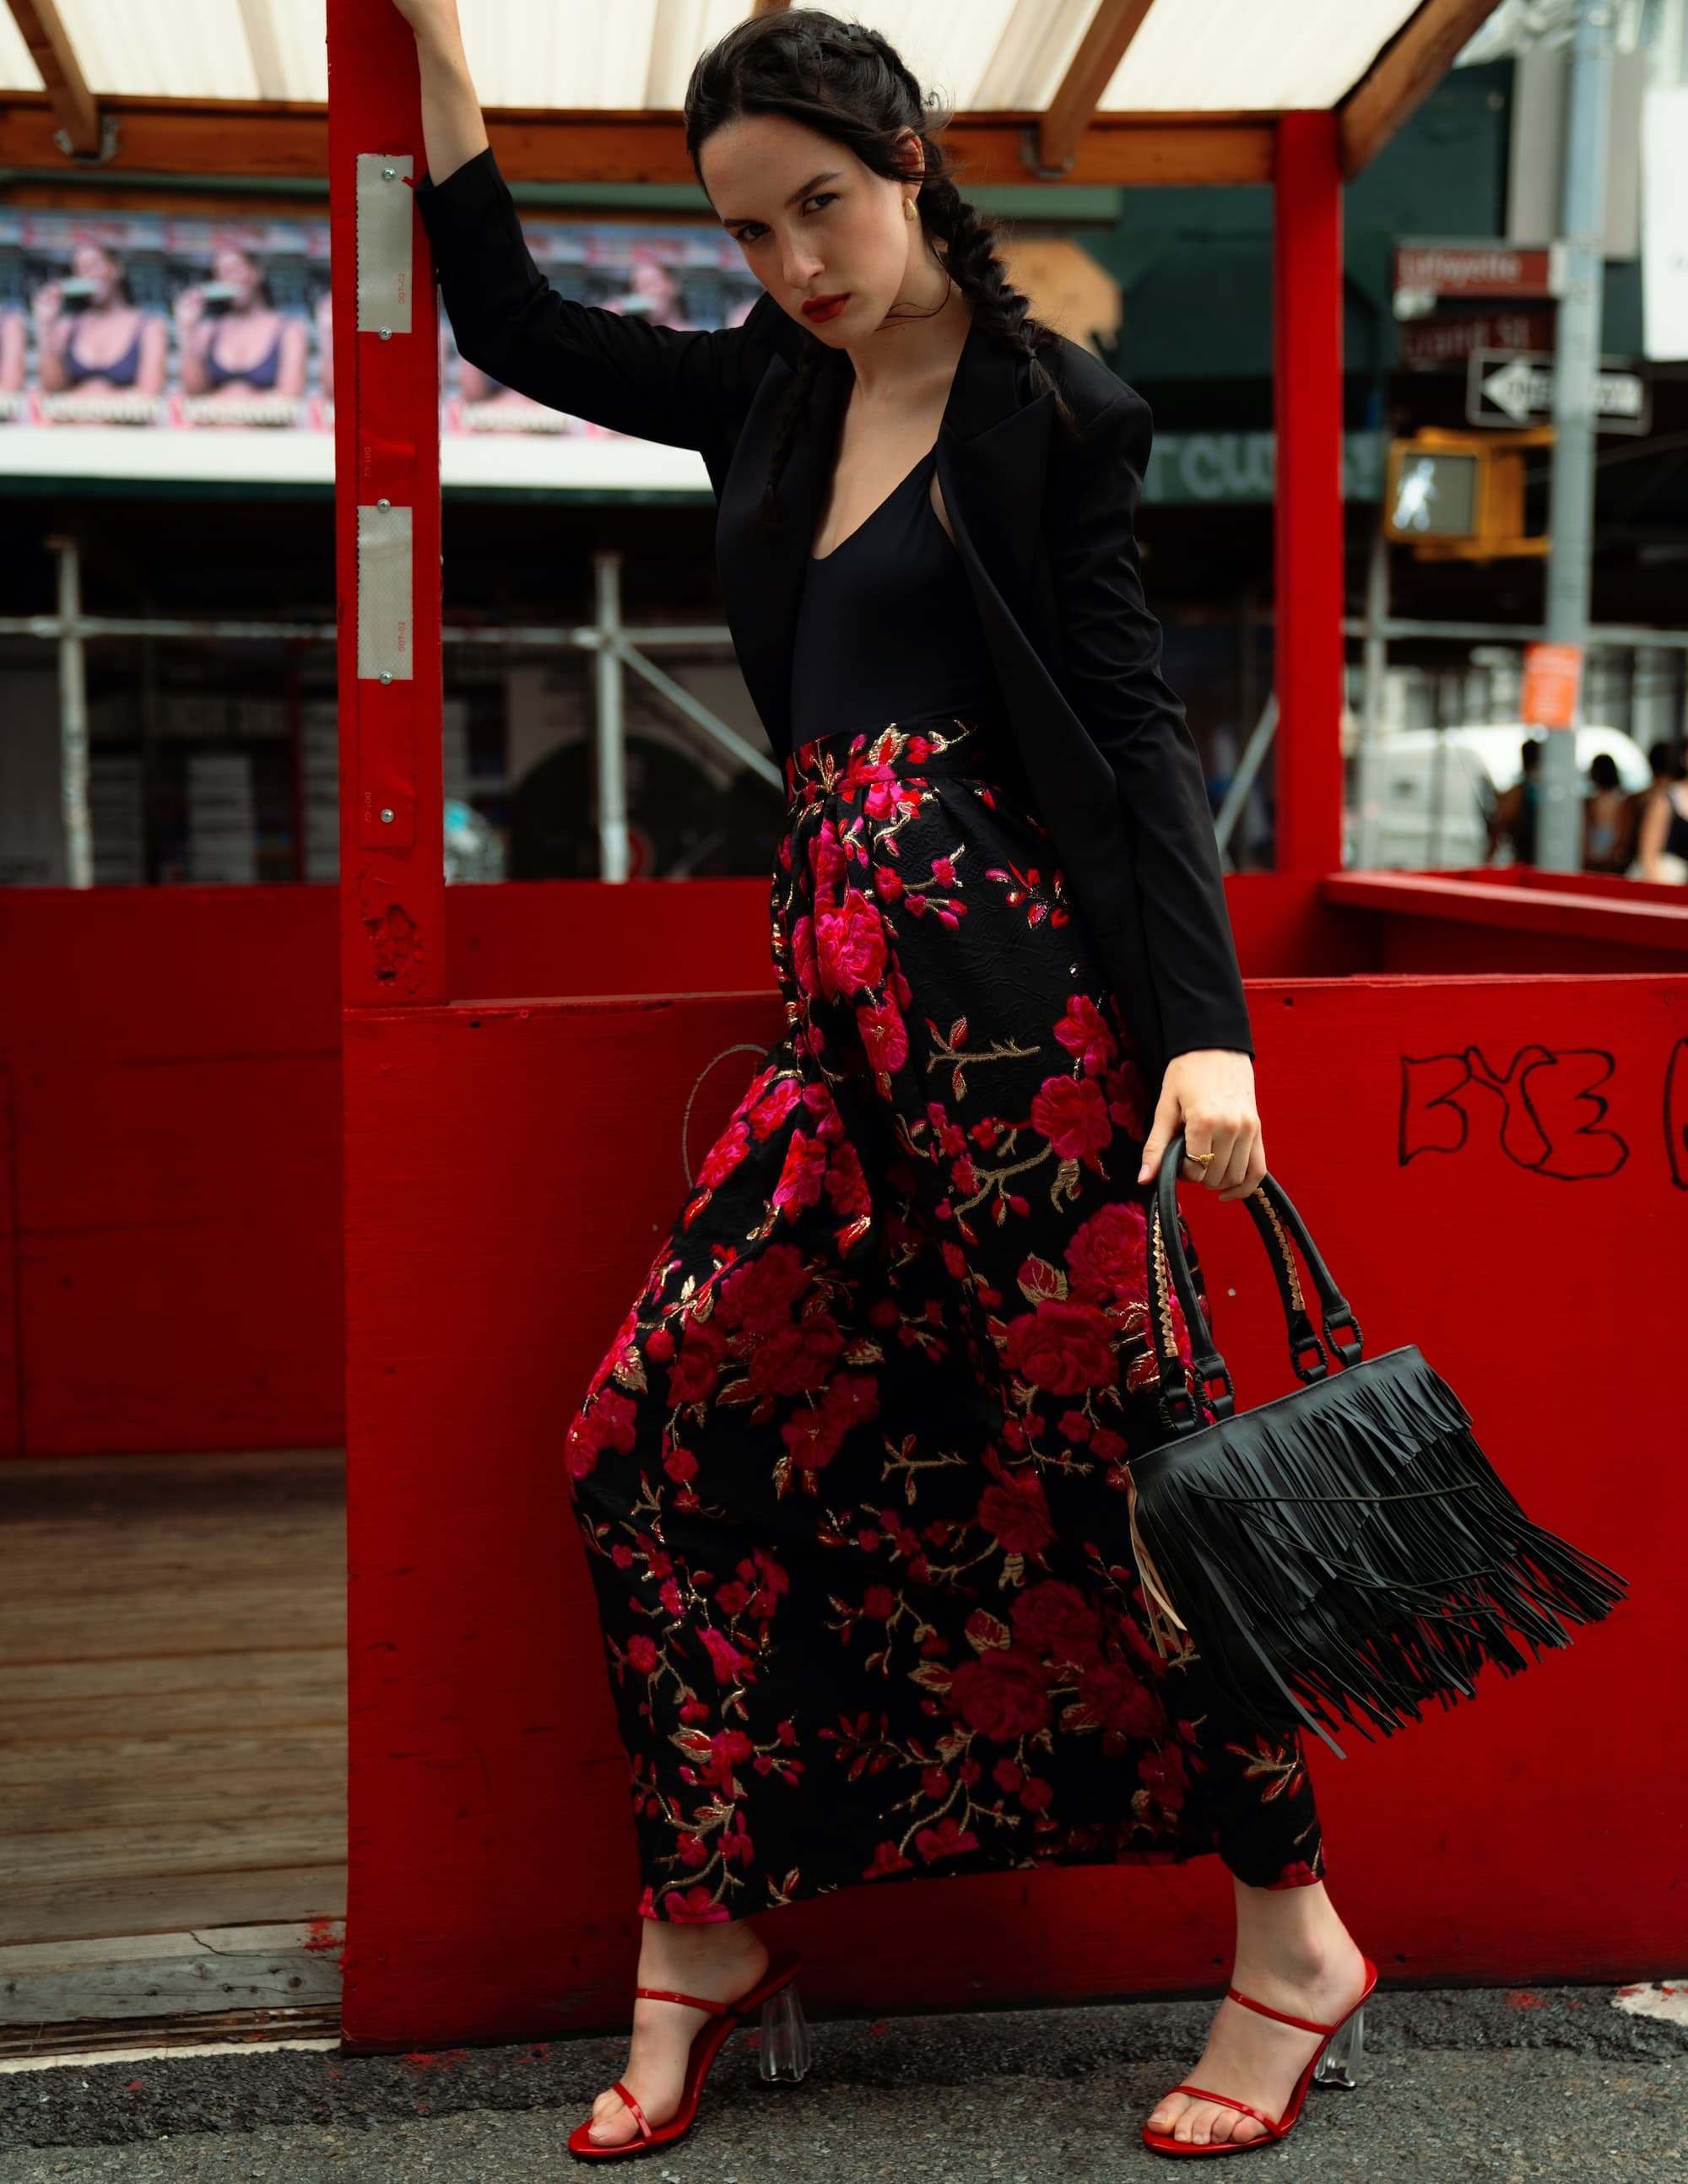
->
<box><xmin>904</xmin><ymin>197</ymin><xmax>918</xmax><ymax>221</ymax></box>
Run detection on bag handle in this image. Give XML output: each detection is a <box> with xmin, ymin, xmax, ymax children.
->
<box><xmin>1145</xmin><ymin>1128</ymin><xmax>1366</xmax><ymax>1437</ymax></box>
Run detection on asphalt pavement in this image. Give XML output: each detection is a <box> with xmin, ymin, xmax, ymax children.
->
<box><xmin>0</xmin><ymin>1981</ymin><xmax>1681</xmax><ymax>2182</ymax></box>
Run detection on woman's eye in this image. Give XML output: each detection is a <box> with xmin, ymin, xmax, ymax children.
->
<box><xmin>734</xmin><ymin>194</ymin><xmax>836</xmax><ymax>246</ymax></box>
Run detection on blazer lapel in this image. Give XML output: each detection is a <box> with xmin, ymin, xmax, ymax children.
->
<box><xmin>717</xmin><ymin>307</ymin><xmax>1055</xmax><ymax>755</ymax></box>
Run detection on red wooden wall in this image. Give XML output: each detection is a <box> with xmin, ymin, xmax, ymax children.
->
<box><xmin>2</xmin><ymin>873</ymin><xmax>1682</xmax><ymax>1461</ymax></box>
<box><xmin>338</xmin><ymin>962</ymin><xmax>1685</xmax><ymax>2043</ymax></box>
<box><xmin>2</xmin><ymin>877</ymin><xmax>1679</xmax><ymax>2025</ymax></box>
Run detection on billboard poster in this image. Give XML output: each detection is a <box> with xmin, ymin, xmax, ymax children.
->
<box><xmin>0</xmin><ymin>204</ymin><xmax>761</xmax><ymax>489</ymax></box>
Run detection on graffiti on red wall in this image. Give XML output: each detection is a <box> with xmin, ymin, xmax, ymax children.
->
<box><xmin>1403</xmin><ymin>1039</ymin><xmax>1688</xmax><ymax>1187</ymax></box>
<box><xmin>1400</xmin><ymin>1045</ymin><xmax>1625</xmax><ymax>1179</ymax></box>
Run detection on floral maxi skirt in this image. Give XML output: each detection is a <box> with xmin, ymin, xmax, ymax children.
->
<box><xmin>565</xmin><ymin>711</ymin><xmax>1327</xmax><ymax>1922</ymax></box>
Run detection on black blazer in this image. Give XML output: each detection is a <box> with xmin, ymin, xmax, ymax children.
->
<box><xmin>414</xmin><ymin>147</ymin><xmax>1252</xmax><ymax>1093</ymax></box>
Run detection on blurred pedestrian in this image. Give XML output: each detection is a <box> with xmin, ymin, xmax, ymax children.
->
<box><xmin>1582</xmin><ymin>752</ymin><xmax>1635</xmax><ymax>873</ymax></box>
<box><xmin>1631</xmin><ymin>739</ymin><xmax>1688</xmax><ymax>884</ymax></box>
<box><xmin>1485</xmin><ymin>736</ymin><xmax>1542</xmax><ymax>865</ymax></box>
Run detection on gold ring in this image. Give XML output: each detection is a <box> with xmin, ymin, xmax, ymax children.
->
<box><xmin>1189</xmin><ymin>1149</ymin><xmax>1215</xmax><ymax>1167</ymax></box>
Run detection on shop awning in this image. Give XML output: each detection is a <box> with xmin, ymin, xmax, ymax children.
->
<box><xmin>2</xmin><ymin>0</ymin><xmax>1502</xmax><ymax>185</ymax></box>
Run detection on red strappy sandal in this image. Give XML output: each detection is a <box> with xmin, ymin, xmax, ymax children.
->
<box><xmin>565</xmin><ymin>1946</ymin><xmax>811</xmax><ymax>2162</ymax></box>
<box><xmin>1140</xmin><ymin>1955</ymin><xmax>1377</xmax><ymax>2158</ymax></box>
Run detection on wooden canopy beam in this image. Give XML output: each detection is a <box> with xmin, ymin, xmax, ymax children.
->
<box><xmin>0</xmin><ymin>94</ymin><xmax>1274</xmax><ymax>187</ymax></box>
<box><xmin>1034</xmin><ymin>0</ymin><xmax>1159</xmax><ymax>177</ymax></box>
<box><xmin>1338</xmin><ymin>0</ymin><xmax>1506</xmax><ymax>178</ymax></box>
<box><xmin>4</xmin><ymin>0</ymin><xmax>100</xmax><ymax>157</ymax></box>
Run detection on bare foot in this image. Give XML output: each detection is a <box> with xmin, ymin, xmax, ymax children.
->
<box><xmin>1144</xmin><ymin>1891</ymin><xmax>1369</xmax><ymax>2149</ymax></box>
<box><xmin>582</xmin><ymin>1916</ymin><xmax>771</xmax><ymax>2149</ymax></box>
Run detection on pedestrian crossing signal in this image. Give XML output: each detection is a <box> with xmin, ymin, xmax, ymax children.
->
<box><xmin>1382</xmin><ymin>426</ymin><xmax>1553</xmax><ymax>560</ymax></box>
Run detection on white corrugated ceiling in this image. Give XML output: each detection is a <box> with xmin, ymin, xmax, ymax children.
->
<box><xmin>0</xmin><ymin>0</ymin><xmax>1436</xmax><ymax>116</ymax></box>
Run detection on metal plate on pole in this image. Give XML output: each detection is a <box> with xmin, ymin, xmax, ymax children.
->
<box><xmin>1465</xmin><ymin>348</ymin><xmax>1650</xmax><ymax>433</ymax></box>
<box><xmin>356</xmin><ymin>501</ymin><xmax>413</xmax><ymax>681</ymax></box>
<box><xmin>355</xmin><ymin>152</ymin><xmax>414</xmax><ymax>333</ymax></box>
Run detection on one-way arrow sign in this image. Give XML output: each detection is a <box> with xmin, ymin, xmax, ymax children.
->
<box><xmin>1465</xmin><ymin>348</ymin><xmax>1650</xmax><ymax>435</ymax></box>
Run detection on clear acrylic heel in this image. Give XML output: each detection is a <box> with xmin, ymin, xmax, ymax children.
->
<box><xmin>1311</xmin><ymin>2003</ymin><xmax>1364</xmax><ymax>2090</ymax></box>
<box><xmin>758</xmin><ymin>1977</ymin><xmax>814</xmax><ymax>2083</ymax></box>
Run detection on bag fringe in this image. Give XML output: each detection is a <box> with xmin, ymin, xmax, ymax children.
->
<box><xmin>1127</xmin><ymin>1349</ymin><xmax>1628</xmax><ymax>1761</ymax></box>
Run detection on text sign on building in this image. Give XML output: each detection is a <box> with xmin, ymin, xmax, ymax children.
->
<box><xmin>1464</xmin><ymin>349</ymin><xmax>1651</xmax><ymax>434</ymax></box>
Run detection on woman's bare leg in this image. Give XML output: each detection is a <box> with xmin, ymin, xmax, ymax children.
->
<box><xmin>1144</xmin><ymin>1878</ymin><xmax>1370</xmax><ymax>2149</ymax></box>
<box><xmin>582</xmin><ymin>1912</ymin><xmax>772</xmax><ymax>2148</ymax></box>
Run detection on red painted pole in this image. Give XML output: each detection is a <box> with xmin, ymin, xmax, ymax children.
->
<box><xmin>327</xmin><ymin>0</ymin><xmax>446</xmax><ymax>2045</ymax></box>
<box><xmin>1271</xmin><ymin>111</ymin><xmax>1344</xmax><ymax>874</ymax></box>
<box><xmin>327</xmin><ymin>0</ymin><xmax>444</xmax><ymax>1003</ymax></box>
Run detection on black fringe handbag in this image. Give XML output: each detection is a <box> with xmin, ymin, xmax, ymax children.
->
<box><xmin>1124</xmin><ymin>1130</ymin><xmax>1628</xmax><ymax>1760</ymax></box>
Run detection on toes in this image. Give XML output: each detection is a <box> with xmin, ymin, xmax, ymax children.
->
<box><xmin>585</xmin><ymin>2090</ymin><xmax>636</xmax><ymax>2145</ymax></box>
<box><xmin>1175</xmin><ymin>2103</ymin><xmax>1215</xmax><ymax>2144</ymax></box>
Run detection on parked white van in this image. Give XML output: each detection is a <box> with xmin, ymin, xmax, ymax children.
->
<box><xmin>1343</xmin><ymin>723</ymin><xmax>1653</xmax><ymax>869</ymax></box>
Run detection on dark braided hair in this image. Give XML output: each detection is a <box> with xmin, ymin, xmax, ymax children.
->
<box><xmin>684</xmin><ymin>8</ymin><xmax>1083</xmax><ymax>534</ymax></box>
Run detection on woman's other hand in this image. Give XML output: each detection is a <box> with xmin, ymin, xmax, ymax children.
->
<box><xmin>1136</xmin><ymin>1049</ymin><xmax>1264</xmax><ymax>1203</ymax></box>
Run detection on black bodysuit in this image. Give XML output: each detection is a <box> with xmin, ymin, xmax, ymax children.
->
<box><xmin>787</xmin><ymin>446</ymin><xmax>1005</xmax><ymax>752</ymax></box>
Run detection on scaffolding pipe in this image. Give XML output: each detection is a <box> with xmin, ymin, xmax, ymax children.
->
<box><xmin>43</xmin><ymin>533</ymin><xmax>93</xmax><ymax>889</ymax></box>
<box><xmin>1538</xmin><ymin>0</ymin><xmax>1615</xmax><ymax>870</ymax></box>
<box><xmin>593</xmin><ymin>549</ymin><xmax>630</xmax><ymax>883</ymax></box>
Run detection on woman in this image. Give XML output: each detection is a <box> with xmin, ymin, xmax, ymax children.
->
<box><xmin>1631</xmin><ymin>739</ymin><xmax>1688</xmax><ymax>884</ymax></box>
<box><xmin>175</xmin><ymin>244</ymin><xmax>308</xmax><ymax>402</ymax></box>
<box><xmin>32</xmin><ymin>240</ymin><xmax>168</xmax><ymax>400</ymax></box>
<box><xmin>1582</xmin><ymin>752</ymin><xmax>1636</xmax><ymax>874</ymax></box>
<box><xmin>400</xmin><ymin>3</ymin><xmax>1371</xmax><ymax>2160</ymax></box>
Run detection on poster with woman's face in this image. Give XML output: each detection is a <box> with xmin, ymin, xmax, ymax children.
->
<box><xmin>0</xmin><ymin>207</ymin><xmax>762</xmax><ymax>462</ymax></box>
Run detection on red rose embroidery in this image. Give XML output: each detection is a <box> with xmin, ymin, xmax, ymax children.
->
<box><xmin>1010</xmin><ymin>1580</ymin><xmax>1104</xmax><ymax>1665</ymax></box>
<box><xmin>814</xmin><ymin>887</ymin><xmax>887</xmax><ymax>999</ymax></box>
<box><xmin>661</xmin><ymin>1886</ymin><xmax>732</xmax><ymax>1923</ymax></box>
<box><xmin>1054</xmin><ymin>994</ymin><xmax>1117</xmax><ymax>1077</ymax></box>
<box><xmin>697</xmin><ymin>1120</ymin><xmax>750</xmax><ymax>1192</ymax></box>
<box><xmin>1029</xmin><ymin>1075</ymin><xmax>1113</xmax><ymax>1166</ymax></box>
<box><xmin>949</xmin><ymin>1646</ymin><xmax>1052</xmax><ymax>1739</ymax></box>
<box><xmin>774</xmin><ymin>1131</ymin><xmax>830</xmax><ymax>1217</ymax></box>
<box><xmin>718</xmin><ymin>1244</ymin><xmax>809</xmax><ymax>1332</ymax></box>
<box><xmin>1065</xmin><ymin>1200</ymin><xmax>1150</xmax><ymax>1307</ymax></box>
<box><xmin>856</xmin><ymin>994</ymin><xmax>908</xmax><ymax>1075</ymax></box>
<box><xmin>747</xmin><ymin>1313</ymin><xmax>845</xmax><ymax>1399</ymax></box>
<box><xmin>1076</xmin><ymin>1661</ymin><xmax>1162</xmax><ymax>1738</ymax></box>
<box><xmin>1002</xmin><ymin>1300</ymin><xmax>1117</xmax><ymax>1396</ymax></box>
<box><xmin>977</xmin><ymin>1476</ymin><xmax>1056</xmax><ymax>1554</ymax></box>
<box><xmin>914</xmin><ymin>1814</ymin><xmax>981</xmax><ymax>1862</ymax></box>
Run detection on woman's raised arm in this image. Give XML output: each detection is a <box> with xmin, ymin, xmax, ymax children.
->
<box><xmin>393</xmin><ymin>0</ymin><xmax>762</xmax><ymax>453</ymax></box>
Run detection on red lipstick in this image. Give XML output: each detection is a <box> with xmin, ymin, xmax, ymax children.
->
<box><xmin>801</xmin><ymin>294</ymin><xmax>849</xmax><ymax>323</ymax></box>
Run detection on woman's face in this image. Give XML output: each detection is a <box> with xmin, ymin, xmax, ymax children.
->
<box><xmin>700</xmin><ymin>112</ymin><xmax>921</xmax><ymax>344</ymax></box>
<box><xmin>628</xmin><ymin>259</ymin><xmax>678</xmax><ymax>308</ymax></box>
<box><xmin>71</xmin><ymin>244</ymin><xmax>119</xmax><ymax>301</ymax></box>
<box><xmin>213</xmin><ymin>248</ymin><xmax>260</xmax><ymax>305</ymax></box>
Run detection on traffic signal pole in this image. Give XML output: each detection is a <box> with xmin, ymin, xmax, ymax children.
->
<box><xmin>1537</xmin><ymin>0</ymin><xmax>1615</xmax><ymax>871</ymax></box>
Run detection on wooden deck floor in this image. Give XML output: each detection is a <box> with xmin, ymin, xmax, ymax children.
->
<box><xmin>0</xmin><ymin>1450</ymin><xmax>346</xmax><ymax>1977</ymax></box>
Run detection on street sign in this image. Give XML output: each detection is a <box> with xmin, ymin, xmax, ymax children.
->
<box><xmin>1521</xmin><ymin>642</ymin><xmax>1583</xmax><ymax>730</ymax></box>
<box><xmin>1399</xmin><ymin>308</ymin><xmax>1558</xmax><ymax>370</ymax></box>
<box><xmin>1393</xmin><ymin>243</ymin><xmax>1560</xmax><ymax>321</ymax></box>
<box><xmin>1465</xmin><ymin>348</ymin><xmax>1651</xmax><ymax>433</ymax></box>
